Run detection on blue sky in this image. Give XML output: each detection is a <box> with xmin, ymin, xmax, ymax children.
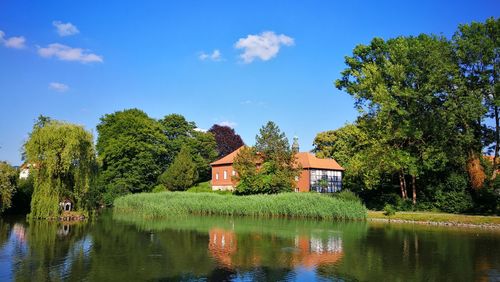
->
<box><xmin>0</xmin><ymin>1</ymin><xmax>498</xmax><ymax>165</ymax></box>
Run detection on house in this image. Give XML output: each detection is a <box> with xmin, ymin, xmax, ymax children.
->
<box><xmin>210</xmin><ymin>145</ymin><xmax>344</xmax><ymax>192</ymax></box>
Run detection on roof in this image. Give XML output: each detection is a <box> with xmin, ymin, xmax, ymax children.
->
<box><xmin>210</xmin><ymin>147</ymin><xmax>344</xmax><ymax>171</ymax></box>
<box><xmin>210</xmin><ymin>146</ymin><xmax>245</xmax><ymax>166</ymax></box>
<box><xmin>295</xmin><ymin>152</ymin><xmax>344</xmax><ymax>170</ymax></box>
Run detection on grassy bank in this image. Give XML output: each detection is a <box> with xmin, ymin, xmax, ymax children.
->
<box><xmin>368</xmin><ymin>211</ymin><xmax>500</xmax><ymax>226</ymax></box>
<box><xmin>114</xmin><ymin>192</ymin><xmax>367</xmax><ymax>220</ymax></box>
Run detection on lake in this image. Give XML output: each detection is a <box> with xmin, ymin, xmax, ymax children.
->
<box><xmin>0</xmin><ymin>211</ymin><xmax>499</xmax><ymax>281</ymax></box>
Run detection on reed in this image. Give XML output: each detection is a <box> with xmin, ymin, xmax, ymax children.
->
<box><xmin>113</xmin><ymin>192</ymin><xmax>367</xmax><ymax>220</ymax></box>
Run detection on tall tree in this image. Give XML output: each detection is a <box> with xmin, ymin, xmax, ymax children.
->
<box><xmin>336</xmin><ymin>34</ymin><xmax>484</xmax><ymax>204</ymax></box>
<box><xmin>208</xmin><ymin>124</ymin><xmax>244</xmax><ymax>158</ymax></box>
<box><xmin>234</xmin><ymin>121</ymin><xmax>300</xmax><ymax>195</ymax></box>
<box><xmin>160</xmin><ymin>114</ymin><xmax>218</xmax><ymax>181</ymax></box>
<box><xmin>24</xmin><ymin>120</ymin><xmax>97</xmax><ymax>218</ymax></box>
<box><xmin>0</xmin><ymin>161</ymin><xmax>17</xmax><ymax>213</ymax></box>
<box><xmin>96</xmin><ymin>109</ymin><xmax>168</xmax><ymax>202</ymax></box>
<box><xmin>453</xmin><ymin>17</ymin><xmax>500</xmax><ymax>180</ymax></box>
<box><xmin>158</xmin><ymin>146</ymin><xmax>198</xmax><ymax>191</ymax></box>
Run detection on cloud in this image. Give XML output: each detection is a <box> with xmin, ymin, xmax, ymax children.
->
<box><xmin>0</xmin><ymin>30</ymin><xmax>26</xmax><ymax>49</ymax></box>
<box><xmin>199</xmin><ymin>49</ymin><xmax>222</xmax><ymax>61</ymax></box>
<box><xmin>194</xmin><ymin>127</ymin><xmax>208</xmax><ymax>133</ymax></box>
<box><xmin>235</xmin><ymin>31</ymin><xmax>294</xmax><ymax>63</ymax></box>
<box><xmin>49</xmin><ymin>82</ymin><xmax>69</xmax><ymax>92</ymax></box>
<box><xmin>38</xmin><ymin>43</ymin><xmax>103</xmax><ymax>63</ymax></box>
<box><xmin>218</xmin><ymin>121</ymin><xmax>237</xmax><ymax>128</ymax></box>
<box><xmin>52</xmin><ymin>21</ymin><xmax>79</xmax><ymax>37</ymax></box>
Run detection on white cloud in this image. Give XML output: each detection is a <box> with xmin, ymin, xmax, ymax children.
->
<box><xmin>49</xmin><ymin>82</ymin><xmax>69</xmax><ymax>92</ymax></box>
<box><xmin>194</xmin><ymin>127</ymin><xmax>208</xmax><ymax>133</ymax></box>
<box><xmin>218</xmin><ymin>121</ymin><xmax>237</xmax><ymax>128</ymax></box>
<box><xmin>199</xmin><ymin>49</ymin><xmax>222</xmax><ymax>61</ymax></box>
<box><xmin>0</xmin><ymin>30</ymin><xmax>26</xmax><ymax>49</ymax></box>
<box><xmin>235</xmin><ymin>31</ymin><xmax>294</xmax><ymax>63</ymax></box>
<box><xmin>52</xmin><ymin>21</ymin><xmax>79</xmax><ymax>37</ymax></box>
<box><xmin>38</xmin><ymin>43</ymin><xmax>103</xmax><ymax>63</ymax></box>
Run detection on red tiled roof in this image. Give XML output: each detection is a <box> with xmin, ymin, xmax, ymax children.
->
<box><xmin>295</xmin><ymin>152</ymin><xmax>344</xmax><ymax>170</ymax></box>
<box><xmin>210</xmin><ymin>147</ymin><xmax>344</xmax><ymax>171</ymax></box>
<box><xmin>210</xmin><ymin>146</ymin><xmax>245</xmax><ymax>166</ymax></box>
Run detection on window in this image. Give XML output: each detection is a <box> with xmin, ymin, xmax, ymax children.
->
<box><xmin>295</xmin><ymin>176</ymin><xmax>299</xmax><ymax>181</ymax></box>
<box><xmin>232</xmin><ymin>170</ymin><xmax>236</xmax><ymax>176</ymax></box>
<box><xmin>295</xmin><ymin>188</ymin><xmax>299</xmax><ymax>192</ymax></box>
<box><xmin>223</xmin><ymin>170</ymin><xmax>227</xmax><ymax>180</ymax></box>
<box><xmin>216</xmin><ymin>173</ymin><xmax>219</xmax><ymax>180</ymax></box>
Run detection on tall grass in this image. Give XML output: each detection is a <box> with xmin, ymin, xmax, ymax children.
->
<box><xmin>114</xmin><ymin>192</ymin><xmax>367</xmax><ymax>220</ymax></box>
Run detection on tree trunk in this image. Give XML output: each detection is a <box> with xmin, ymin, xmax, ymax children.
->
<box><xmin>412</xmin><ymin>175</ymin><xmax>417</xmax><ymax>205</ymax></box>
<box><xmin>399</xmin><ymin>171</ymin><xmax>407</xmax><ymax>199</ymax></box>
<box><xmin>492</xmin><ymin>105</ymin><xmax>499</xmax><ymax>181</ymax></box>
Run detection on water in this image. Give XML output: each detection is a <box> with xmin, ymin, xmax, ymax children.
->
<box><xmin>0</xmin><ymin>211</ymin><xmax>499</xmax><ymax>281</ymax></box>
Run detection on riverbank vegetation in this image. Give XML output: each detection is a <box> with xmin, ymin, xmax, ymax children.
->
<box><xmin>113</xmin><ymin>192</ymin><xmax>367</xmax><ymax>220</ymax></box>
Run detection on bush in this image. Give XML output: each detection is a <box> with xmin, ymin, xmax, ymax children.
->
<box><xmin>114</xmin><ymin>192</ymin><xmax>368</xmax><ymax>220</ymax></box>
<box><xmin>333</xmin><ymin>190</ymin><xmax>362</xmax><ymax>204</ymax></box>
<box><xmin>383</xmin><ymin>204</ymin><xmax>396</xmax><ymax>216</ymax></box>
<box><xmin>434</xmin><ymin>190</ymin><xmax>473</xmax><ymax>214</ymax></box>
<box><xmin>152</xmin><ymin>185</ymin><xmax>166</xmax><ymax>193</ymax></box>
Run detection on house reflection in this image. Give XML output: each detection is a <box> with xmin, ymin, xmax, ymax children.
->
<box><xmin>208</xmin><ymin>228</ymin><xmax>343</xmax><ymax>269</ymax></box>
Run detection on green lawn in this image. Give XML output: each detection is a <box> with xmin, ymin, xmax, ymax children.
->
<box><xmin>368</xmin><ymin>211</ymin><xmax>500</xmax><ymax>226</ymax></box>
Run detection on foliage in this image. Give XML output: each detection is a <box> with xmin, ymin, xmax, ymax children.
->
<box><xmin>383</xmin><ymin>204</ymin><xmax>396</xmax><ymax>216</ymax></box>
<box><xmin>9</xmin><ymin>175</ymin><xmax>34</xmax><ymax>214</ymax></box>
<box><xmin>208</xmin><ymin>124</ymin><xmax>244</xmax><ymax>158</ymax></box>
<box><xmin>332</xmin><ymin>190</ymin><xmax>362</xmax><ymax>204</ymax></box>
<box><xmin>234</xmin><ymin>121</ymin><xmax>301</xmax><ymax>195</ymax></box>
<box><xmin>114</xmin><ymin>192</ymin><xmax>368</xmax><ymax>220</ymax></box>
<box><xmin>160</xmin><ymin>114</ymin><xmax>218</xmax><ymax>181</ymax></box>
<box><xmin>96</xmin><ymin>109</ymin><xmax>169</xmax><ymax>199</ymax></box>
<box><xmin>186</xmin><ymin>181</ymin><xmax>212</xmax><ymax>193</ymax></box>
<box><xmin>321</xmin><ymin>19</ymin><xmax>500</xmax><ymax>213</ymax></box>
<box><xmin>158</xmin><ymin>146</ymin><xmax>198</xmax><ymax>191</ymax></box>
<box><xmin>24</xmin><ymin>120</ymin><xmax>97</xmax><ymax>219</ymax></box>
<box><xmin>0</xmin><ymin>162</ymin><xmax>17</xmax><ymax>213</ymax></box>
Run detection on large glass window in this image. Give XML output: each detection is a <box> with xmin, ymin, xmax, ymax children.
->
<box><xmin>309</xmin><ymin>169</ymin><xmax>342</xmax><ymax>192</ymax></box>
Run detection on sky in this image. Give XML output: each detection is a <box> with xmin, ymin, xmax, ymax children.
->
<box><xmin>0</xmin><ymin>1</ymin><xmax>498</xmax><ymax>165</ymax></box>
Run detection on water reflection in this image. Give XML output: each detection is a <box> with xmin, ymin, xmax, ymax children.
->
<box><xmin>0</xmin><ymin>214</ymin><xmax>498</xmax><ymax>281</ymax></box>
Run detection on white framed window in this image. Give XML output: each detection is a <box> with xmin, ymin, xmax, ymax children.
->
<box><xmin>223</xmin><ymin>170</ymin><xmax>227</xmax><ymax>180</ymax></box>
<box><xmin>216</xmin><ymin>173</ymin><xmax>219</xmax><ymax>180</ymax></box>
<box><xmin>232</xmin><ymin>170</ymin><xmax>236</xmax><ymax>176</ymax></box>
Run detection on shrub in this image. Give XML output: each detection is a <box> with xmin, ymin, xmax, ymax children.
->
<box><xmin>152</xmin><ymin>185</ymin><xmax>166</xmax><ymax>193</ymax></box>
<box><xmin>333</xmin><ymin>190</ymin><xmax>362</xmax><ymax>204</ymax></box>
<box><xmin>383</xmin><ymin>204</ymin><xmax>396</xmax><ymax>216</ymax></box>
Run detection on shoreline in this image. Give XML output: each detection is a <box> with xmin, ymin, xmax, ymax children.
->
<box><xmin>367</xmin><ymin>211</ymin><xmax>500</xmax><ymax>229</ymax></box>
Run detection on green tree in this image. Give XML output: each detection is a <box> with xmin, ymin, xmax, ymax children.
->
<box><xmin>160</xmin><ymin>114</ymin><xmax>218</xmax><ymax>181</ymax></box>
<box><xmin>24</xmin><ymin>120</ymin><xmax>97</xmax><ymax>219</ymax></box>
<box><xmin>453</xmin><ymin>17</ymin><xmax>500</xmax><ymax>180</ymax></box>
<box><xmin>336</xmin><ymin>34</ymin><xmax>484</xmax><ymax>204</ymax></box>
<box><xmin>0</xmin><ymin>161</ymin><xmax>17</xmax><ymax>213</ymax></box>
<box><xmin>158</xmin><ymin>146</ymin><xmax>198</xmax><ymax>191</ymax></box>
<box><xmin>96</xmin><ymin>109</ymin><xmax>168</xmax><ymax>203</ymax></box>
<box><xmin>234</xmin><ymin>121</ymin><xmax>300</xmax><ymax>195</ymax></box>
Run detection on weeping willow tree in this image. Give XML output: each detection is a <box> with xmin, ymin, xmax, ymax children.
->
<box><xmin>24</xmin><ymin>120</ymin><xmax>97</xmax><ymax>219</ymax></box>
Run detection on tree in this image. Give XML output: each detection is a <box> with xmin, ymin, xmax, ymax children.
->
<box><xmin>24</xmin><ymin>120</ymin><xmax>97</xmax><ymax>218</ymax></box>
<box><xmin>336</xmin><ymin>34</ymin><xmax>484</xmax><ymax>204</ymax></box>
<box><xmin>96</xmin><ymin>109</ymin><xmax>168</xmax><ymax>203</ymax></box>
<box><xmin>158</xmin><ymin>146</ymin><xmax>198</xmax><ymax>191</ymax></box>
<box><xmin>0</xmin><ymin>161</ymin><xmax>17</xmax><ymax>213</ymax></box>
<box><xmin>208</xmin><ymin>124</ymin><xmax>244</xmax><ymax>158</ymax></box>
<box><xmin>160</xmin><ymin>114</ymin><xmax>218</xmax><ymax>181</ymax></box>
<box><xmin>453</xmin><ymin>17</ymin><xmax>500</xmax><ymax>180</ymax></box>
<box><xmin>234</xmin><ymin>121</ymin><xmax>300</xmax><ymax>195</ymax></box>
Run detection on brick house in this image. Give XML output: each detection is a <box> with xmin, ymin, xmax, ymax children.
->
<box><xmin>210</xmin><ymin>146</ymin><xmax>344</xmax><ymax>192</ymax></box>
